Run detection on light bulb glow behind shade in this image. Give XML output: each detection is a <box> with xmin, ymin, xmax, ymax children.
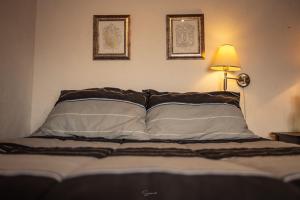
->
<box><xmin>210</xmin><ymin>44</ymin><xmax>241</xmax><ymax>72</ymax></box>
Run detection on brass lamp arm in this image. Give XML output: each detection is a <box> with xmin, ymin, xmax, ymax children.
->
<box><xmin>223</xmin><ymin>72</ymin><xmax>250</xmax><ymax>91</ymax></box>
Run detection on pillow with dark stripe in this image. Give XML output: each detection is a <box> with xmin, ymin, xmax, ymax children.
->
<box><xmin>35</xmin><ymin>88</ymin><xmax>148</xmax><ymax>140</ymax></box>
<box><xmin>143</xmin><ymin>89</ymin><xmax>257</xmax><ymax>140</ymax></box>
<box><xmin>143</xmin><ymin>89</ymin><xmax>240</xmax><ymax>109</ymax></box>
<box><xmin>57</xmin><ymin>87</ymin><xmax>146</xmax><ymax>106</ymax></box>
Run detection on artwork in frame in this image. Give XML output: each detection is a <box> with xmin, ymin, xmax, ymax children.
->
<box><xmin>166</xmin><ymin>14</ymin><xmax>205</xmax><ymax>59</ymax></box>
<box><xmin>93</xmin><ymin>15</ymin><xmax>130</xmax><ymax>60</ymax></box>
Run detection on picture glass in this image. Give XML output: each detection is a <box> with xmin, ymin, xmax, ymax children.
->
<box><xmin>98</xmin><ymin>20</ymin><xmax>125</xmax><ymax>54</ymax></box>
<box><xmin>172</xmin><ymin>19</ymin><xmax>200</xmax><ymax>54</ymax></box>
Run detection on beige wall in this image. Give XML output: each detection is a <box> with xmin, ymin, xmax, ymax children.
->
<box><xmin>31</xmin><ymin>0</ymin><xmax>300</xmax><ymax>137</ymax></box>
<box><xmin>0</xmin><ymin>0</ymin><xmax>36</xmax><ymax>139</ymax></box>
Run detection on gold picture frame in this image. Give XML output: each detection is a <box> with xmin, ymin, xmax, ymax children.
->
<box><xmin>166</xmin><ymin>14</ymin><xmax>205</xmax><ymax>59</ymax></box>
<box><xmin>93</xmin><ymin>15</ymin><xmax>130</xmax><ymax>60</ymax></box>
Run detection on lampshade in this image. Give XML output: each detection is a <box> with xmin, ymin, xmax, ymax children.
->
<box><xmin>210</xmin><ymin>44</ymin><xmax>241</xmax><ymax>72</ymax></box>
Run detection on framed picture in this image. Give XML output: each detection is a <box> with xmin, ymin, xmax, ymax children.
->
<box><xmin>166</xmin><ymin>14</ymin><xmax>205</xmax><ymax>59</ymax></box>
<box><xmin>93</xmin><ymin>15</ymin><xmax>130</xmax><ymax>60</ymax></box>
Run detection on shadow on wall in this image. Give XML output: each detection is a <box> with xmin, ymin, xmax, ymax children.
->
<box><xmin>289</xmin><ymin>95</ymin><xmax>300</xmax><ymax>131</ymax></box>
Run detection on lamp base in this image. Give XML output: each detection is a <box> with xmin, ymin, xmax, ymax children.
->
<box><xmin>223</xmin><ymin>72</ymin><xmax>251</xmax><ymax>91</ymax></box>
<box><xmin>236</xmin><ymin>73</ymin><xmax>250</xmax><ymax>88</ymax></box>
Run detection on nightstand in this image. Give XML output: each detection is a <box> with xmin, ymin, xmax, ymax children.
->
<box><xmin>271</xmin><ymin>132</ymin><xmax>300</xmax><ymax>144</ymax></box>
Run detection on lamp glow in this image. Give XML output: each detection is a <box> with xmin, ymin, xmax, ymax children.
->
<box><xmin>210</xmin><ymin>44</ymin><xmax>241</xmax><ymax>72</ymax></box>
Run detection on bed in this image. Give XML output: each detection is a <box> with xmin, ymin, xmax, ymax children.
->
<box><xmin>0</xmin><ymin>88</ymin><xmax>300</xmax><ymax>200</ymax></box>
